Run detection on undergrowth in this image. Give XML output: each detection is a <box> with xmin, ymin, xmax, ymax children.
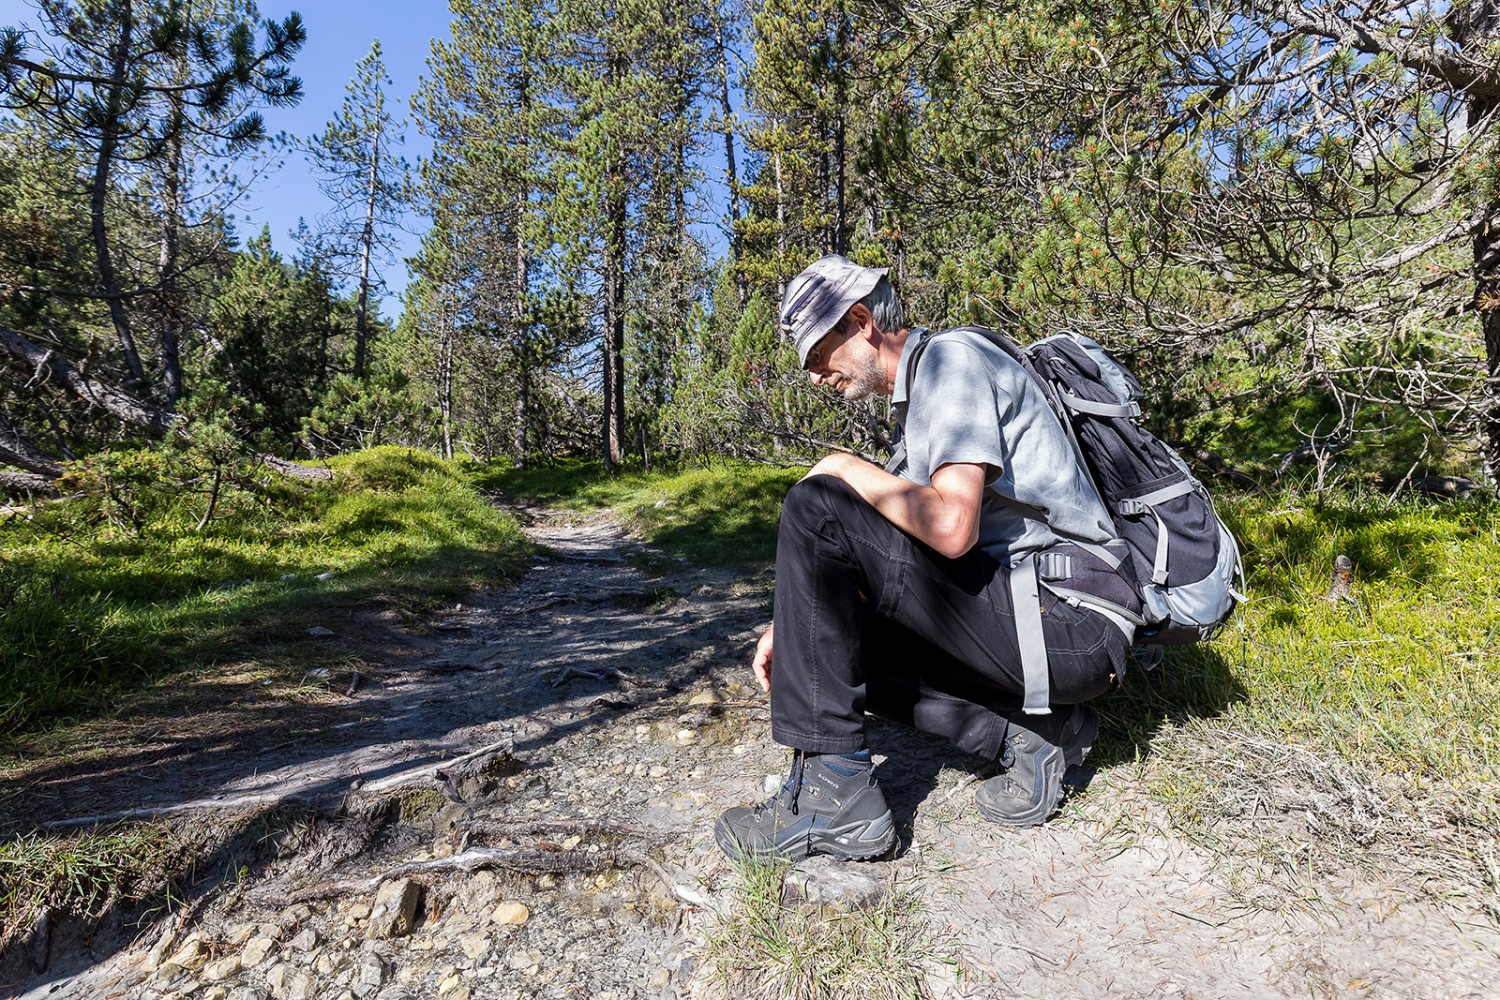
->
<box><xmin>0</xmin><ymin>446</ymin><xmax>530</xmax><ymax>734</ymax></box>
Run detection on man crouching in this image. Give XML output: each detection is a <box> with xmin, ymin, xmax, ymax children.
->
<box><xmin>715</xmin><ymin>255</ymin><xmax>1141</xmax><ymax>862</ymax></box>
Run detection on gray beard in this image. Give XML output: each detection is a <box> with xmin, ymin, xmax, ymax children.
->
<box><xmin>842</xmin><ymin>352</ymin><xmax>885</xmax><ymax>401</ymax></box>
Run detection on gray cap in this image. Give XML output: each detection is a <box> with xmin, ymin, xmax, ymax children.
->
<box><xmin>780</xmin><ymin>254</ymin><xmax>888</xmax><ymax>366</ymax></box>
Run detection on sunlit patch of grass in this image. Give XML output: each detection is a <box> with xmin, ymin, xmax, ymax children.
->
<box><xmin>476</xmin><ymin>458</ymin><xmax>802</xmax><ymax>571</ymax></box>
<box><xmin>705</xmin><ymin>858</ymin><xmax>959</xmax><ymax>1000</ymax></box>
<box><xmin>1113</xmin><ymin>492</ymin><xmax>1500</xmax><ymax>914</ymax></box>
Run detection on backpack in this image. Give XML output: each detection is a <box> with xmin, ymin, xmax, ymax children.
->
<box><xmin>908</xmin><ymin>327</ymin><xmax>1245</xmax><ymax>665</ymax></box>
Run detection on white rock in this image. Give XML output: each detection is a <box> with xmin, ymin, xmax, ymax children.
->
<box><xmin>141</xmin><ymin>927</ymin><xmax>176</xmax><ymax>972</ymax></box>
<box><xmin>265</xmin><ymin>963</ymin><xmax>289</xmax><ymax>993</ymax></box>
<box><xmin>203</xmin><ymin>955</ymin><xmax>241</xmax><ymax>981</ymax></box>
<box><xmin>166</xmin><ymin>935</ymin><xmax>210</xmax><ymax>970</ymax></box>
<box><xmin>226</xmin><ymin>922</ymin><xmax>258</xmax><ymax>947</ymax></box>
<box><xmin>367</xmin><ymin>878</ymin><xmax>421</xmax><ymax>939</ymax></box>
<box><xmin>782</xmin><ymin>855</ymin><xmax>888</xmax><ymax>910</ymax></box>
<box><xmin>288</xmin><ymin>927</ymin><xmax>320</xmax><ymax>952</ymax></box>
<box><xmin>241</xmin><ymin>936</ymin><xmax>276</xmax><ymax>966</ymax></box>
<box><xmin>305</xmin><ymin>626</ymin><xmax>335</xmax><ymax>637</ymax></box>
<box><xmin>458</xmin><ymin>932</ymin><xmax>492</xmax><ymax>960</ymax></box>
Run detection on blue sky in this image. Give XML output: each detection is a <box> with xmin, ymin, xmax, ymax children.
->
<box><xmin>2</xmin><ymin>0</ymin><xmax>740</xmax><ymax>322</ymax></box>
<box><xmin>0</xmin><ymin>0</ymin><xmax>450</xmax><ymax>316</ymax></box>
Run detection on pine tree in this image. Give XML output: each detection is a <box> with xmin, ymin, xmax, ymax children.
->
<box><xmin>305</xmin><ymin>39</ymin><xmax>409</xmax><ymax>381</ymax></box>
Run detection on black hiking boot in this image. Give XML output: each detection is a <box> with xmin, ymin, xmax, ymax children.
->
<box><xmin>714</xmin><ymin>751</ymin><xmax>897</xmax><ymax>863</ymax></box>
<box><xmin>975</xmin><ymin>703</ymin><xmax>1098</xmax><ymax>827</ymax></box>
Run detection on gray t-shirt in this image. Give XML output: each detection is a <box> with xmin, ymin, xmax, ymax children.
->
<box><xmin>885</xmin><ymin>328</ymin><xmax>1116</xmax><ymax>560</ymax></box>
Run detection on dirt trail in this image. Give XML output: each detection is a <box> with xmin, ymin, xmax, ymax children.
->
<box><xmin>5</xmin><ymin>506</ymin><xmax>1498</xmax><ymax>999</ymax></box>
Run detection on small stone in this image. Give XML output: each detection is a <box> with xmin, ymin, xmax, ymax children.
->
<box><xmin>781</xmin><ymin>855</ymin><xmax>888</xmax><ymax>910</ymax></box>
<box><xmin>459</xmin><ymin>932</ymin><xmax>492</xmax><ymax>960</ymax></box>
<box><xmin>675</xmin><ymin>729</ymin><xmax>696</xmax><ymax>743</ymax></box>
<box><xmin>306</xmin><ymin>626</ymin><xmax>335</xmax><ymax>637</ymax></box>
<box><xmin>536</xmin><ymin>874</ymin><xmax>557</xmax><ymax>890</ymax></box>
<box><xmin>153</xmin><ymin>962</ymin><xmax>184</xmax><ymax>982</ymax></box>
<box><xmin>648</xmin><ymin>967</ymin><xmax>671</xmax><ymax>988</ymax></box>
<box><xmin>315</xmin><ymin>951</ymin><xmax>344</xmax><ymax>975</ymax></box>
<box><xmin>506</xmin><ymin>948</ymin><xmax>543</xmax><ymax>972</ymax></box>
<box><xmin>278</xmin><ymin>905</ymin><xmax>313</xmax><ymax>926</ymax></box>
<box><xmin>204</xmin><ymin>956</ymin><xmax>242</xmax><ymax>981</ymax></box>
<box><xmin>203</xmin><ymin>988</ymin><xmax>228</xmax><ymax>1000</ymax></box>
<box><xmin>142</xmin><ymin>927</ymin><xmax>177</xmax><ymax>972</ymax></box>
<box><xmin>367</xmin><ymin>879</ymin><xmax>422</xmax><ymax>939</ymax></box>
<box><xmin>166</xmin><ymin>935</ymin><xmax>210</xmax><ymax>970</ymax></box>
<box><xmin>345</xmin><ymin>902</ymin><xmax>372</xmax><ymax>923</ymax></box>
<box><xmin>285</xmin><ymin>970</ymin><xmax>315</xmax><ymax>1000</ymax></box>
<box><xmin>226</xmin><ymin>923</ymin><xmax>258</xmax><ymax>947</ymax></box>
<box><xmin>353</xmin><ymin>955</ymin><xmax>387</xmax><ymax>995</ymax></box>
<box><xmin>490</xmin><ymin>901</ymin><xmax>529</xmax><ymax>925</ymax></box>
<box><xmin>315</xmin><ymin>571</ymin><xmax>337</xmax><ymax>580</ymax></box>
<box><xmin>437</xmin><ymin>973</ymin><xmax>463</xmax><ymax>994</ymax></box>
<box><xmin>265</xmin><ymin>963</ymin><xmax>289</xmax><ymax>993</ymax></box>
<box><xmin>241</xmin><ymin>937</ymin><xmax>276</xmax><ymax>966</ymax></box>
<box><xmin>763</xmin><ymin>773</ymin><xmax>782</xmax><ymax>794</ymax></box>
<box><xmin>649</xmin><ymin>766</ymin><xmax>668</xmax><ymax>778</ymax></box>
<box><xmin>560</xmin><ymin>834</ymin><xmax>582</xmax><ymax>849</ymax></box>
<box><xmin>288</xmin><ymin>927</ymin><xmax>320</xmax><ymax>952</ymax></box>
<box><xmin>686</xmin><ymin>690</ymin><xmax>721</xmax><ymax>706</ymax></box>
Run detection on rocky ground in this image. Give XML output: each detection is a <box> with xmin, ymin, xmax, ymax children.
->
<box><xmin>4</xmin><ymin>505</ymin><xmax>1499</xmax><ymax>999</ymax></box>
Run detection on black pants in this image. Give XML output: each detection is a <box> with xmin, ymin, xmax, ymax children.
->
<box><xmin>769</xmin><ymin>475</ymin><xmax>1138</xmax><ymax>759</ymax></box>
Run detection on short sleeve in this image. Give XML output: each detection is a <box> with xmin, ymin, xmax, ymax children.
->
<box><xmin>903</xmin><ymin>338</ymin><xmax>1008</xmax><ymax>482</ymax></box>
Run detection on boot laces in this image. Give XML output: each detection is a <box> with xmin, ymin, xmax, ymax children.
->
<box><xmin>755</xmin><ymin>749</ymin><xmax>806</xmax><ymax>817</ymax></box>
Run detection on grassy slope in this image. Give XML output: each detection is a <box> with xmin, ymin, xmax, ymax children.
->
<box><xmin>0</xmin><ymin>446</ymin><xmax>531</xmax><ymax>735</ymax></box>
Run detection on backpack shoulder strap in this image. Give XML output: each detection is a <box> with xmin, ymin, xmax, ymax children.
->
<box><xmin>903</xmin><ymin>326</ymin><xmax>1059</xmax><ymax>412</ymax></box>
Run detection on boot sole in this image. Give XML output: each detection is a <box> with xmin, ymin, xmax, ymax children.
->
<box><xmin>715</xmin><ymin>811</ymin><xmax>896</xmax><ymax>864</ymax></box>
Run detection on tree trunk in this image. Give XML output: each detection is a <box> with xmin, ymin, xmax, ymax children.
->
<box><xmin>512</xmin><ymin>67</ymin><xmax>533</xmax><ymax>469</ymax></box>
<box><xmin>0</xmin><ymin>415</ymin><xmax>63</xmax><ymax>477</ymax></box>
<box><xmin>603</xmin><ymin>177</ymin><xmax>628</xmax><ymax>468</ymax></box>
<box><xmin>92</xmin><ymin>8</ymin><xmax>147</xmax><ymax>391</ymax></box>
<box><xmin>716</xmin><ymin>21</ymin><xmax>744</xmax><ymax>301</ymax></box>
<box><xmin>1</xmin><ymin>325</ymin><xmax>170</xmax><ymax>436</ymax></box>
<box><xmin>832</xmin><ymin>0</ymin><xmax>848</xmax><ymax>256</ymax></box>
<box><xmin>158</xmin><ymin>107</ymin><xmax>184</xmax><ymax>406</ymax></box>
<box><xmin>354</xmin><ymin>122</ymin><xmax>382</xmax><ymax>380</ymax></box>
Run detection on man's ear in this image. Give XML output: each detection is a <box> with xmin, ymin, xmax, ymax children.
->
<box><xmin>845</xmin><ymin>303</ymin><xmax>877</xmax><ymax>343</ymax></box>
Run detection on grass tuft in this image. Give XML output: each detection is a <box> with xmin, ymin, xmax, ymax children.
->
<box><xmin>705</xmin><ymin>859</ymin><xmax>956</xmax><ymax>1000</ymax></box>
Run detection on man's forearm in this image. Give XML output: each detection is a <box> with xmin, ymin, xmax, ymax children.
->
<box><xmin>804</xmin><ymin>452</ymin><xmax>984</xmax><ymax>559</ymax></box>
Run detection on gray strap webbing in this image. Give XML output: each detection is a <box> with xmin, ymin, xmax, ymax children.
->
<box><xmin>1150</xmin><ymin>513</ymin><xmax>1169</xmax><ymax>584</ymax></box>
<box><xmin>1074</xmin><ymin>539</ymin><xmax>1124</xmax><ymax>570</ymax></box>
<box><xmin>1117</xmin><ymin>479</ymin><xmax>1195</xmax><ymax>515</ymax></box>
<box><xmin>1009</xmin><ymin>552</ymin><xmax>1051</xmax><ymax>715</ymax></box>
<box><xmin>1057</xmin><ymin>390</ymin><xmax>1140</xmax><ymax>419</ymax></box>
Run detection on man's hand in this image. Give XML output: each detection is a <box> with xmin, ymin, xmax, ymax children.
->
<box><xmin>751</xmin><ymin>624</ymin><xmax>774</xmax><ymax>692</ymax></box>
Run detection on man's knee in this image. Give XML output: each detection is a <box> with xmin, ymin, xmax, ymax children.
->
<box><xmin>781</xmin><ymin>473</ymin><xmax>863</xmax><ymax>531</ymax></box>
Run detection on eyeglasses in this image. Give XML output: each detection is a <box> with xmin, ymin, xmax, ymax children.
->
<box><xmin>803</xmin><ymin>319</ymin><xmax>849</xmax><ymax>370</ymax></box>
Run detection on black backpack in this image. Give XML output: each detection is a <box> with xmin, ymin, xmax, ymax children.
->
<box><xmin>908</xmin><ymin>327</ymin><xmax>1244</xmax><ymax>653</ymax></box>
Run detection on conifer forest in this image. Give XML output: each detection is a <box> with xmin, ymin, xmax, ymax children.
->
<box><xmin>3</xmin><ymin>0</ymin><xmax>1500</xmax><ymax>490</ymax></box>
